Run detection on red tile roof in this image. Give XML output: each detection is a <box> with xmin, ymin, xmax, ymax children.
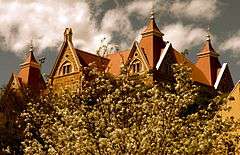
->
<box><xmin>142</xmin><ymin>15</ymin><xmax>164</xmax><ymax>37</ymax></box>
<box><xmin>107</xmin><ymin>50</ymin><xmax>130</xmax><ymax>75</ymax></box>
<box><xmin>172</xmin><ymin>49</ymin><xmax>210</xmax><ymax>85</ymax></box>
<box><xmin>75</xmin><ymin>49</ymin><xmax>110</xmax><ymax>71</ymax></box>
<box><xmin>17</xmin><ymin>50</ymin><xmax>46</xmax><ymax>93</ymax></box>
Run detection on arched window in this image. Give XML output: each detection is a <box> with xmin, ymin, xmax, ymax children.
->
<box><xmin>61</xmin><ymin>61</ymin><xmax>72</xmax><ymax>75</ymax></box>
<box><xmin>131</xmin><ymin>59</ymin><xmax>142</xmax><ymax>74</ymax></box>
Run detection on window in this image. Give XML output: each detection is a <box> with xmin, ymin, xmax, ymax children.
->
<box><xmin>62</xmin><ymin>62</ymin><xmax>72</xmax><ymax>75</ymax></box>
<box><xmin>131</xmin><ymin>60</ymin><xmax>142</xmax><ymax>74</ymax></box>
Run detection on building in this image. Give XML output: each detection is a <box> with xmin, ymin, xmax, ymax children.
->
<box><xmin>49</xmin><ymin>28</ymin><xmax>109</xmax><ymax>91</ymax></box>
<box><xmin>6</xmin><ymin>45</ymin><xmax>46</xmax><ymax>95</ymax></box>
<box><xmin>0</xmin><ymin>44</ymin><xmax>45</xmax><ymax>128</ymax></box>
<box><xmin>49</xmin><ymin>13</ymin><xmax>234</xmax><ymax>93</ymax></box>
<box><xmin>221</xmin><ymin>81</ymin><xmax>240</xmax><ymax>120</ymax></box>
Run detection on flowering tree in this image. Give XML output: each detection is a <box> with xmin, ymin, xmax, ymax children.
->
<box><xmin>1</xmin><ymin>64</ymin><xmax>239</xmax><ymax>154</ymax></box>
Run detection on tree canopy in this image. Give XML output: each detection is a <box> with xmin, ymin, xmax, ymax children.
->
<box><xmin>1</xmin><ymin>64</ymin><xmax>239</xmax><ymax>154</ymax></box>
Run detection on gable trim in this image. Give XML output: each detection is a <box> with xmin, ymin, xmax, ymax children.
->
<box><xmin>214</xmin><ymin>63</ymin><xmax>227</xmax><ymax>89</ymax></box>
<box><xmin>127</xmin><ymin>41</ymin><xmax>150</xmax><ymax>70</ymax></box>
<box><xmin>6</xmin><ymin>74</ymin><xmax>22</xmax><ymax>91</ymax></box>
<box><xmin>135</xmin><ymin>42</ymin><xmax>150</xmax><ymax>70</ymax></box>
<box><xmin>229</xmin><ymin>80</ymin><xmax>240</xmax><ymax>96</ymax></box>
<box><xmin>156</xmin><ymin>42</ymin><xmax>171</xmax><ymax>70</ymax></box>
<box><xmin>50</xmin><ymin>39</ymin><xmax>81</xmax><ymax>78</ymax></box>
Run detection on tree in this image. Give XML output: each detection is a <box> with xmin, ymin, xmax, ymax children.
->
<box><xmin>2</xmin><ymin>64</ymin><xmax>239</xmax><ymax>154</ymax></box>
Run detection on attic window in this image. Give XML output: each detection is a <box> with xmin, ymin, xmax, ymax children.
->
<box><xmin>62</xmin><ymin>62</ymin><xmax>72</xmax><ymax>75</ymax></box>
<box><xmin>131</xmin><ymin>59</ymin><xmax>142</xmax><ymax>74</ymax></box>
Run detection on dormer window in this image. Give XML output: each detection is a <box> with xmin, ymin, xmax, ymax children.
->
<box><xmin>131</xmin><ymin>59</ymin><xmax>142</xmax><ymax>74</ymax></box>
<box><xmin>62</xmin><ymin>62</ymin><xmax>72</xmax><ymax>75</ymax></box>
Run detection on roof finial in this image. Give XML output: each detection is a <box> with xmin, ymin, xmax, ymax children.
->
<box><xmin>29</xmin><ymin>40</ymin><xmax>34</xmax><ymax>52</ymax></box>
<box><xmin>206</xmin><ymin>25</ymin><xmax>211</xmax><ymax>41</ymax></box>
<box><xmin>150</xmin><ymin>5</ymin><xmax>155</xmax><ymax>19</ymax></box>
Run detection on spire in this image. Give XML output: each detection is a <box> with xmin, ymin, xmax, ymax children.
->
<box><xmin>24</xmin><ymin>41</ymin><xmax>38</xmax><ymax>65</ymax></box>
<box><xmin>18</xmin><ymin>41</ymin><xmax>45</xmax><ymax>92</ymax></box>
<box><xmin>198</xmin><ymin>27</ymin><xmax>219</xmax><ymax>57</ymax></box>
<box><xmin>141</xmin><ymin>9</ymin><xmax>164</xmax><ymax>37</ymax></box>
<box><xmin>195</xmin><ymin>29</ymin><xmax>221</xmax><ymax>86</ymax></box>
<box><xmin>139</xmin><ymin>9</ymin><xmax>166</xmax><ymax>68</ymax></box>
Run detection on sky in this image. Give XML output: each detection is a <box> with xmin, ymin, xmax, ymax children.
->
<box><xmin>0</xmin><ymin>0</ymin><xmax>240</xmax><ymax>86</ymax></box>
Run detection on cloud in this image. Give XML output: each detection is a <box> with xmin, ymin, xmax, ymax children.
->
<box><xmin>220</xmin><ymin>32</ymin><xmax>240</xmax><ymax>54</ymax></box>
<box><xmin>0</xmin><ymin>0</ymin><xmax>111</xmax><ymax>55</ymax></box>
<box><xmin>101</xmin><ymin>9</ymin><xmax>133</xmax><ymax>38</ymax></box>
<box><xmin>170</xmin><ymin>0</ymin><xmax>220</xmax><ymax>20</ymax></box>
<box><xmin>0</xmin><ymin>0</ymin><xmax>154</xmax><ymax>55</ymax></box>
<box><xmin>101</xmin><ymin>0</ymin><xmax>154</xmax><ymax>49</ymax></box>
<box><xmin>162</xmin><ymin>23</ymin><xmax>207</xmax><ymax>51</ymax></box>
<box><xmin>0</xmin><ymin>0</ymin><xmax>215</xmax><ymax>57</ymax></box>
<box><xmin>127</xmin><ymin>0</ymin><xmax>153</xmax><ymax>17</ymax></box>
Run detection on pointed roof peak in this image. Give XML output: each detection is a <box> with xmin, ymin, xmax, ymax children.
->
<box><xmin>198</xmin><ymin>28</ymin><xmax>219</xmax><ymax>57</ymax></box>
<box><xmin>21</xmin><ymin>42</ymin><xmax>39</xmax><ymax>67</ymax></box>
<box><xmin>141</xmin><ymin>10</ymin><xmax>164</xmax><ymax>37</ymax></box>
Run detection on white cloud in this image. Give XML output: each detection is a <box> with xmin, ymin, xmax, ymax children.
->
<box><xmin>0</xmin><ymin>0</ymin><xmax>215</xmax><ymax>56</ymax></box>
<box><xmin>101</xmin><ymin>9</ymin><xmax>133</xmax><ymax>38</ymax></box>
<box><xmin>162</xmin><ymin>23</ymin><xmax>207</xmax><ymax>51</ymax></box>
<box><xmin>170</xmin><ymin>0</ymin><xmax>219</xmax><ymax>20</ymax></box>
<box><xmin>220</xmin><ymin>32</ymin><xmax>240</xmax><ymax>54</ymax></box>
<box><xmin>0</xmin><ymin>0</ymin><xmax>155</xmax><ymax>55</ymax></box>
<box><xmin>0</xmin><ymin>0</ymin><xmax>111</xmax><ymax>55</ymax></box>
<box><xmin>127</xmin><ymin>0</ymin><xmax>153</xmax><ymax>17</ymax></box>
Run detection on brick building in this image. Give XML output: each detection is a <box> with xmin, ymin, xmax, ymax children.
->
<box><xmin>1</xmin><ymin>12</ymin><xmax>235</xmax><ymax>98</ymax></box>
<box><xmin>49</xmin><ymin>13</ymin><xmax>234</xmax><ymax>93</ymax></box>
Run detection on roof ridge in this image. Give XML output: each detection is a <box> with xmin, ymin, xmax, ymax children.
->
<box><xmin>106</xmin><ymin>50</ymin><xmax>130</xmax><ymax>56</ymax></box>
<box><xmin>75</xmin><ymin>48</ymin><xmax>109</xmax><ymax>60</ymax></box>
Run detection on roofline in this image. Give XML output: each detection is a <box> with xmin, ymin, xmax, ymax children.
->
<box><xmin>76</xmin><ymin>48</ymin><xmax>110</xmax><ymax>61</ymax></box>
<box><xmin>49</xmin><ymin>39</ymin><xmax>81</xmax><ymax>78</ymax></box>
<box><xmin>106</xmin><ymin>49</ymin><xmax>130</xmax><ymax>56</ymax></box>
<box><xmin>229</xmin><ymin>80</ymin><xmax>240</xmax><ymax>95</ymax></box>
<box><xmin>156</xmin><ymin>42</ymin><xmax>171</xmax><ymax>70</ymax></box>
<box><xmin>214</xmin><ymin>63</ymin><xmax>227</xmax><ymax>89</ymax></box>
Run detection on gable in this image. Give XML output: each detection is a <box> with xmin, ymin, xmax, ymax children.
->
<box><xmin>50</xmin><ymin>41</ymin><xmax>81</xmax><ymax>78</ymax></box>
<box><xmin>155</xmin><ymin>43</ymin><xmax>209</xmax><ymax>85</ymax></box>
<box><xmin>221</xmin><ymin>81</ymin><xmax>240</xmax><ymax>121</ymax></box>
<box><xmin>7</xmin><ymin>74</ymin><xmax>23</xmax><ymax>91</ymax></box>
<box><xmin>127</xmin><ymin>41</ymin><xmax>150</xmax><ymax>73</ymax></box>
<box><xmin>214</xmin><ymin>63</ymin><xmax>234</xmax><ymax>93</ymax></box>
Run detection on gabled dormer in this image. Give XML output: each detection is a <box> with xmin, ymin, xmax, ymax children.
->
<box><xmin>50</xmin><ymin>28</ymin><xmax>109</xmax><ymax>90</ymax></box>
<box><xmin>126</xmin><ymin>41</ymin><xmax>150</xmax><ymax>75</ymax></box>
<box><xmin>50</xmin><ymin>28</ymin><xmax>81</xmax><ymax>79</ymax></box>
